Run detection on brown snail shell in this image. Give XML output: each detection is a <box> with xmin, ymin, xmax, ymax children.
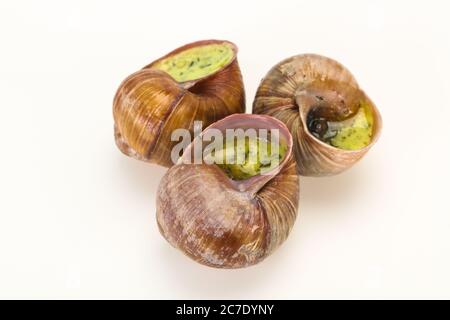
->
<box><xmin>253</xmin><ymin>54</ymin><xmax>382</xmax><ymax>176</ymax></box>
<box><xmin>113</xmin><ymin>40</ymin><xmax>245</xmax><ymax>167</ymax></box>
<box><xmin>156</xmin><ymin>114</ymin><xmax>299</xmax><ymax>268</ymax></box>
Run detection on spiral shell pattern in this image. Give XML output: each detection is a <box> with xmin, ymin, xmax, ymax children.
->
<box><xmin>113</xmin><ymin>40</ymin><xmax>245</xmax><ymax>167</ymax></box>
<box><xmin>253</xmin><ymin>54</ymin><xmax>382</xmax><ymax>176</ymax></box>
<box><xmin>156</xmin><ymin>114</ymin><xmax>299</xmax><ymax>268</ymax></box>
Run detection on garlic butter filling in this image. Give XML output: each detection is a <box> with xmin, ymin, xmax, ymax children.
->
<box><xmin>152</xmin><ymin>43</ymin><xmax>234</xmax><ymax>82</ymax></box>
<box><xmin>205</xmin><ymin>136</ymin><xmax>287</xmax><ymax>180</ymax></box>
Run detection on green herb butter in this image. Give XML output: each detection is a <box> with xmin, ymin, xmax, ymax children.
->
<box><xmin>211</xmin><ymin>137</ymin><xmax>287</xmax><ymax>180</ymax></box>
<box><xmin>330</xmin><ymin>103</ymin><xmax>374</xmax><ymax>150</ymax></box>
<box><xmin>152</xmin><ymin>43</ymin><xmax>234</xmax><ymax>82</ymax></box>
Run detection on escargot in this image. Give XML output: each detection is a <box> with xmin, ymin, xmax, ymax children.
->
<box><xmin>113</xmin><ymin>40</ymin><xmax>245</xmax><ymax>167</ymax></box>
<box><xmin>253</xmin><ymin>54</ymin><xmax>382</xmax><ymax>176</ymax></box>
<box><xmin>156</xmin><ymin>114</ymin><xmax>299</xmax><ymax>268</ymax></box>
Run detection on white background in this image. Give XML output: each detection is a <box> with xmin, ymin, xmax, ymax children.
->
<box><xmin>1</xmin><ymin>0</ymin><xmax>449</xmax><ymax>299</ymax></box>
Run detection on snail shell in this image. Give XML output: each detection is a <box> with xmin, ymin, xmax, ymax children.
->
<box><xmin>156</xmin><ymin>114</ymin><xmax>299</xmax><ymax>268</ymax></box>
<box><xmin>113</xmin><ymin>40</ymin><xmax>245</xmax><ymax>167</ymax></box>
<box><xmin>253</xmin><ymin>54</ymin><xmax>382</xmax><ymax>176</ymax></box>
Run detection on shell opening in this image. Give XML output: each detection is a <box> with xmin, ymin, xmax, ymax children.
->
<box><xmin>306</xmin><ymin>100</ymin><xmax>374</xmax><ymax>150</ymax></box>
<box><xmin>151</xmin><ymin>42</ymin><xmax>234</xmax><ymax>82</ymax></box>
<box><xmin>298</xmin><ymin>83</ymin><xmax>375</xmax><ymax>151</ymax></box>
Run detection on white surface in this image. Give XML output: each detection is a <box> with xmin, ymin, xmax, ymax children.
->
<box><xmin>0</xmin><ymin>0</ymin><xmax>449</xmax><ymax>299</ymax></box>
